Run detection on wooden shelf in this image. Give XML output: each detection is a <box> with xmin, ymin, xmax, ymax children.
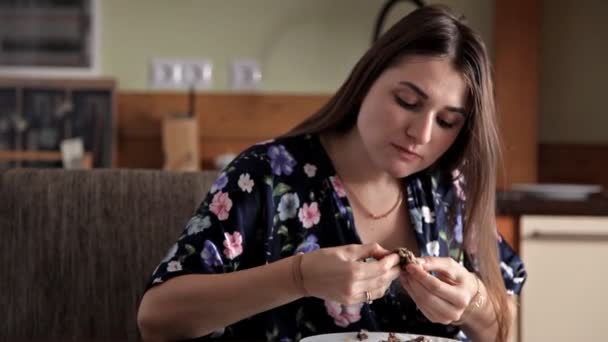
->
<box><xmin>0</xmin><ymin>77</ymin><xmax>116</xmax><ymax>89</ymax></box>
<box><xmin>0</xmin><ymin>77</ymin><xmax>116</xmax><ymax>168</ymax></box>
<box><xmin>0</xmin><ymin>150</ymin><xmax>93</xmax><ymax>168</ymax></box>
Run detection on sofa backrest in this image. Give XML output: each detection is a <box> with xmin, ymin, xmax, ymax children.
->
<box><xmin>0</xmin><ymin>168</ymin><xmax>218</xmax><ymax>339</ymax></box>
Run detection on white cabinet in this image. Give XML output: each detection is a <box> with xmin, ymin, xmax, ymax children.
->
<box><xmin>520</xmin><ymin>215</ymin><xmax>608</xmax><ymax>342</ymax></box>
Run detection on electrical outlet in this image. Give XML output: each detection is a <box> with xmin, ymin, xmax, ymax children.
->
<box><xmin>230</xmin><ymin>59</ymin><xmax>262</xmax><ymax>90</ymax></box>
<box><xmin>150</xmin><ymin>58</ymin><xmax>212</xmax><ymax>89</ymax></box>
<box><xmin>182</xmin><ymin>59</ymin><xmax>213</xmax><ymax>89</ymax></box>
<box><xmin>150</xmin><ymin>59</ymin><xmax>180</xmax><ymax>89</ymax></box>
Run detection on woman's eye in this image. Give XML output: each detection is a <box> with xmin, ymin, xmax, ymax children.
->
<box><xmin>395</xmin><ymin>96</ymin><xmax>418</xmax><ymax>109</ymax></box>
<box><xmin>437</xmin><ymin>118</ymin><xmax>455</xmax><ymax>129</ymax></box>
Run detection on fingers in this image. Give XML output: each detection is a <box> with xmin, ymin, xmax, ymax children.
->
<box><xmin>338</xmin><ymin>275</ymin><xmax>396</xmax><ymax>305</ymax></box>
<box><xmin>405</xmin><ymin>263</ymin><xmax>469</xmax><ymax>308</ymax></box>
<box><xmin>366</xmin><ymin>262</ymin><xmax>401</xmax><ymax>287</ymax></box>
<box><xmin>368</xmin><ymin>243</ymin><xmax>396</xmax><ymax>260</ymax></box>
<box><xmin>344</xmin><ymin>258</ymin><xmax>400</xmax><ymax>305</ymax></box>
<box><xmin>350</xmin><ymin>261</ymin><xmax>400</xmax><ymax>292</ymax></box>
<box><xmin>407</xmin><ymin>263</ymin><xmax>463</xmax><ymax>301</ymax></box>
<box><xmin>360</xmin><ymin>253</ymin><xmax>400</xmax><ymax>279</ymax></box>
<box><xmin>365</xmin><ymin>281</ymin><xmax>393</xmax><ymax>303</ymax></box>
<box><xmin>347</xmin><ymin>242</ymin><xmax>390</xmax><ymax>260</ymax></box>
<box><xmin>342</xmin><ymin>243</ymin><xmax>400</xmax><ymax>280</ymax></box>
<box><xmin>401</xmin><ymin>274</ymin><xmax>462</xmax><ymax>324</ymax></box>
<box><xmin>343</xmin><ymin>273</ymin><xmax>396</xmax><ymax>306</ymax></box>
<box><xmin>325</xmin><ymin>243</ymin><xmax>403</xmax><ymax>305</ymax></box>
<box><xmin>418</xmin><ymin>256</ymin><xmax>465</xmax><ymax>284</ymax></box>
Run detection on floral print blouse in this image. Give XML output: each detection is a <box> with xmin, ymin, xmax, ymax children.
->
<box><xmin>146</xmin><ymin>133</ymin><xmax>527</xmax><ymax>341</ymax></box>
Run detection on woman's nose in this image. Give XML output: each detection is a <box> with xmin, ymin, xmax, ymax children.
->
<box><xmin>406</xmin><ymin>112</ymin><xmax>433</xmax><ymax>145</ymax></box>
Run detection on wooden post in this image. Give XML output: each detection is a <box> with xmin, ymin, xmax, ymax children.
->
<box><xmin>494</xmin><ymin>0</ymin><xmax>540</xmax><ymax>189</ymax></box>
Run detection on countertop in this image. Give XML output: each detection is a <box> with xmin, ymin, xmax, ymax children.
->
<box><xmin>497</xmin><ymin>191</ymin><xmax>608</xmax><ymax>216</ymax></box>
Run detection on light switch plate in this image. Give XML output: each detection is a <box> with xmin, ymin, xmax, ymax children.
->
<box><xmin>150</xmin><ymin>58</ymin><xmax>212</xmax><ymax>89</ymax></box>
<box><xmin>230</xmin><ymin>59</ymin><xmax>262</xmax><ymax>90</ymax></box>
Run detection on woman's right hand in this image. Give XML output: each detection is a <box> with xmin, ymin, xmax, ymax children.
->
<box><xmin>300</xmin><ymin>242</ymin><xmax>401</xmax><ymax>305</ymax></box>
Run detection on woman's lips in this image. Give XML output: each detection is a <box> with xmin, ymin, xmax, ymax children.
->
<box><xmin>392</xmin><ymin>143</ymin><xmax>422</xmax><ymax>161</ymax></box>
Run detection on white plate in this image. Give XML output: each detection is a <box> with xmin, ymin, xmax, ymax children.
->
<box><xmin>301</xmin><ymin>332</ymin><xmax>457</xmax><ymax>342</ymax></box>
<box><xmin>511</xmin><ymin>183</ymin><xmax>602</xmax><ymax>201</ymax></box>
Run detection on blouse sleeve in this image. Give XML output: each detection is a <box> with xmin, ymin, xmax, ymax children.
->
<box><xmin>497</xmin><ymin>235</ymin><xmax>527</xmax><ymax>296</ymax></box>
<box><xmin>145</xmin><ymin>147</ymin><xmax>272</xmax><ymax>289</ymax></box>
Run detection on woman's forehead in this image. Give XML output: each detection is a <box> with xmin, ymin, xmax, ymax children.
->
<box><xmin>386</xmin><ymin>56</ymin><xmax>468</xmax><ymax>107</ymax></box>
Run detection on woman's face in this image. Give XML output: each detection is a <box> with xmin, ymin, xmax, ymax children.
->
<box><xmin>356</xmin><ymin>55</ymin><xmax>468</xmax><ymax>178</ymax></box>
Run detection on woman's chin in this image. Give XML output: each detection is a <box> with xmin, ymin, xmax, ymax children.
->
<box><xmin>384</xmin><ymin>160</ymin><xmax>422</xmax><ymax>179</ymax></box>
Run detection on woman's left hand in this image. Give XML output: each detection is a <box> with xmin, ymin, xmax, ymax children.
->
<box><xmin>399</xmin><ymin>257</ymin><xmax>478</xmax><ymax>325</ymax></box>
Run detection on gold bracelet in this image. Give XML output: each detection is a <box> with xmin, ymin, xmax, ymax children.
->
<box><xmin>453</xmin><ymin>274</ymin><xmax>486</xmax><ymax>326</ymax></box>
<box><xmin>292</xmin><ymin>253</ymin><xmax>308</xmax><ymax>297</ymax></box>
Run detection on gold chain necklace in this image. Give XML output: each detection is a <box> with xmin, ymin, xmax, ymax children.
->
<box><xmin>343</xmin><ymin>183</ymin><xmax>404</xmax><ymax>220</ymax></box>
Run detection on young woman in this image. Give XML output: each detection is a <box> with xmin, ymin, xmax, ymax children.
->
<box><xmin>138</xmin><ymin>5</ymin><xmax>527</xmax><ymax>342</ymax></box>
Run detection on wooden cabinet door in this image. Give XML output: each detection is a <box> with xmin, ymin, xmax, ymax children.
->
<box><xmin>497</xmin><ymin>215</ymin><xmax>518</xmax><ymax>252</ymax></box>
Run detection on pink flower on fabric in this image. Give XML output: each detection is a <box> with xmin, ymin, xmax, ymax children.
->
<box><xmin>324</xmin><ymin>300</ymin><xmax>363</xmax><ymax>327</ymax></box>
<box><xmin>298</xmin><ymin>202</ymin><xmax>321</xmax><ymax>229</ymax></box>
<box><xmin>223</xmin><ymin>231</ymin><xmax>243</xmax><ymax>260</ymax></box>
<box><xmin>238</xmin><ymin>173</ymin><xmax>254</xmax><ymax>193</ymax></box>
<box><xmin>303</xmin><ymin>163</ymin><xmax>317</xmax><ymax>178</ymax></box>
<box><xmin>210</xmin><ymin>191</ymin><xmax>232</xmax><ymax>221</ymax></box>
<box><xmin>330</xmin><ymin>176</ymin><xmax>347</xmax><ymax>197</ymax></box>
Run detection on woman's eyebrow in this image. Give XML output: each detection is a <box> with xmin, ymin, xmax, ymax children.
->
<box><xmin>399</xmin><ymin>81</ymin><xmax>428</xmax><ymax>99</ymax></box>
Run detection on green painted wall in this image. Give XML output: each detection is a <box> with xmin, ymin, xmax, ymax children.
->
<box><xmin>539</xmin><ymin>0</ymin><xmax>608</xmax><ymax>143</ymax></box>
<box><xmin>100</xmin><ymin>0</ymin><xmax>495</xmax><ymax>93</ymax></box>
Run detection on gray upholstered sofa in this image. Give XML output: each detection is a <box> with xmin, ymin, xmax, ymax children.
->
<box><xmin>0</xmin><ymin>169</ymin><xmax>217</xmax><ymax>340</ymax></box>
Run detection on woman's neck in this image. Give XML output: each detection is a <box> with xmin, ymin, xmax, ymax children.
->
<box><xmin>320</xmin><ymin>129</ymin><xmax>399</xmax><ymax>190</ymax></box>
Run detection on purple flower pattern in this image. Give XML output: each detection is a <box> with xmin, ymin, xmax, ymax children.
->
<box><xmin>200</xmin><ymin>240</ymin><xmax>223</xmax><ymax>272</ymax></box>
<box><xmin>210</xmin><ymin>173</ymin><xmax>229</xmax><ymax>193</ymax></box>
<box><xmin>268</xmin><ymin>145</ymin><xmax>297</xmax><ymax>176</ymax></box>
<box><xmin>294</xmin><ymin>234</ymin><xmax>320</xmax><ymax>254</ymax></box>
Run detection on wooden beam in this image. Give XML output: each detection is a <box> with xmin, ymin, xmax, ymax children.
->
<box><xmin>494</xmin><ymin>0</ymin><xmax>540</xmax><ymax>188</ymax></box>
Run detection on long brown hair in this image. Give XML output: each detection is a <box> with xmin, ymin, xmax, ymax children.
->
<box><xmin>287</xmin><ymin>5</ymin><xmax>510</xmax><ymax>341</ymax></box>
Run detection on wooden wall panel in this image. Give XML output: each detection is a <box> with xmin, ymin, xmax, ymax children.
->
<box><xmin>538</xmin><ymin>143</ymin><xmax>608</xmax><ymax>189</ymax></box>
<box><xmin>116</xmin><ymin>137</ymin><xmax>163</xmax><ymax>169</ymax></box>
<box><xmin>117</xmin><ymin>94</ymin><xmax>608</xmax><ymax>191</ymax></box>
<box><xmin>197</xmin><ymin>94</ymin><xmax>330</xmax><ymax>138</ymax></box>
<box><xmin>494</xmin><ymin>0</ymin><xmax>540</xmax><ymax>188</ymax></box>
<box><xmin>497</xmin><ymin>215</ymin><xmax>518</xmax><ymax>252</ymax></box>
<box><xmin>116</xmin><ymin>92</ymin><xmax>330</xmax><ymax>169</ymax></box>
